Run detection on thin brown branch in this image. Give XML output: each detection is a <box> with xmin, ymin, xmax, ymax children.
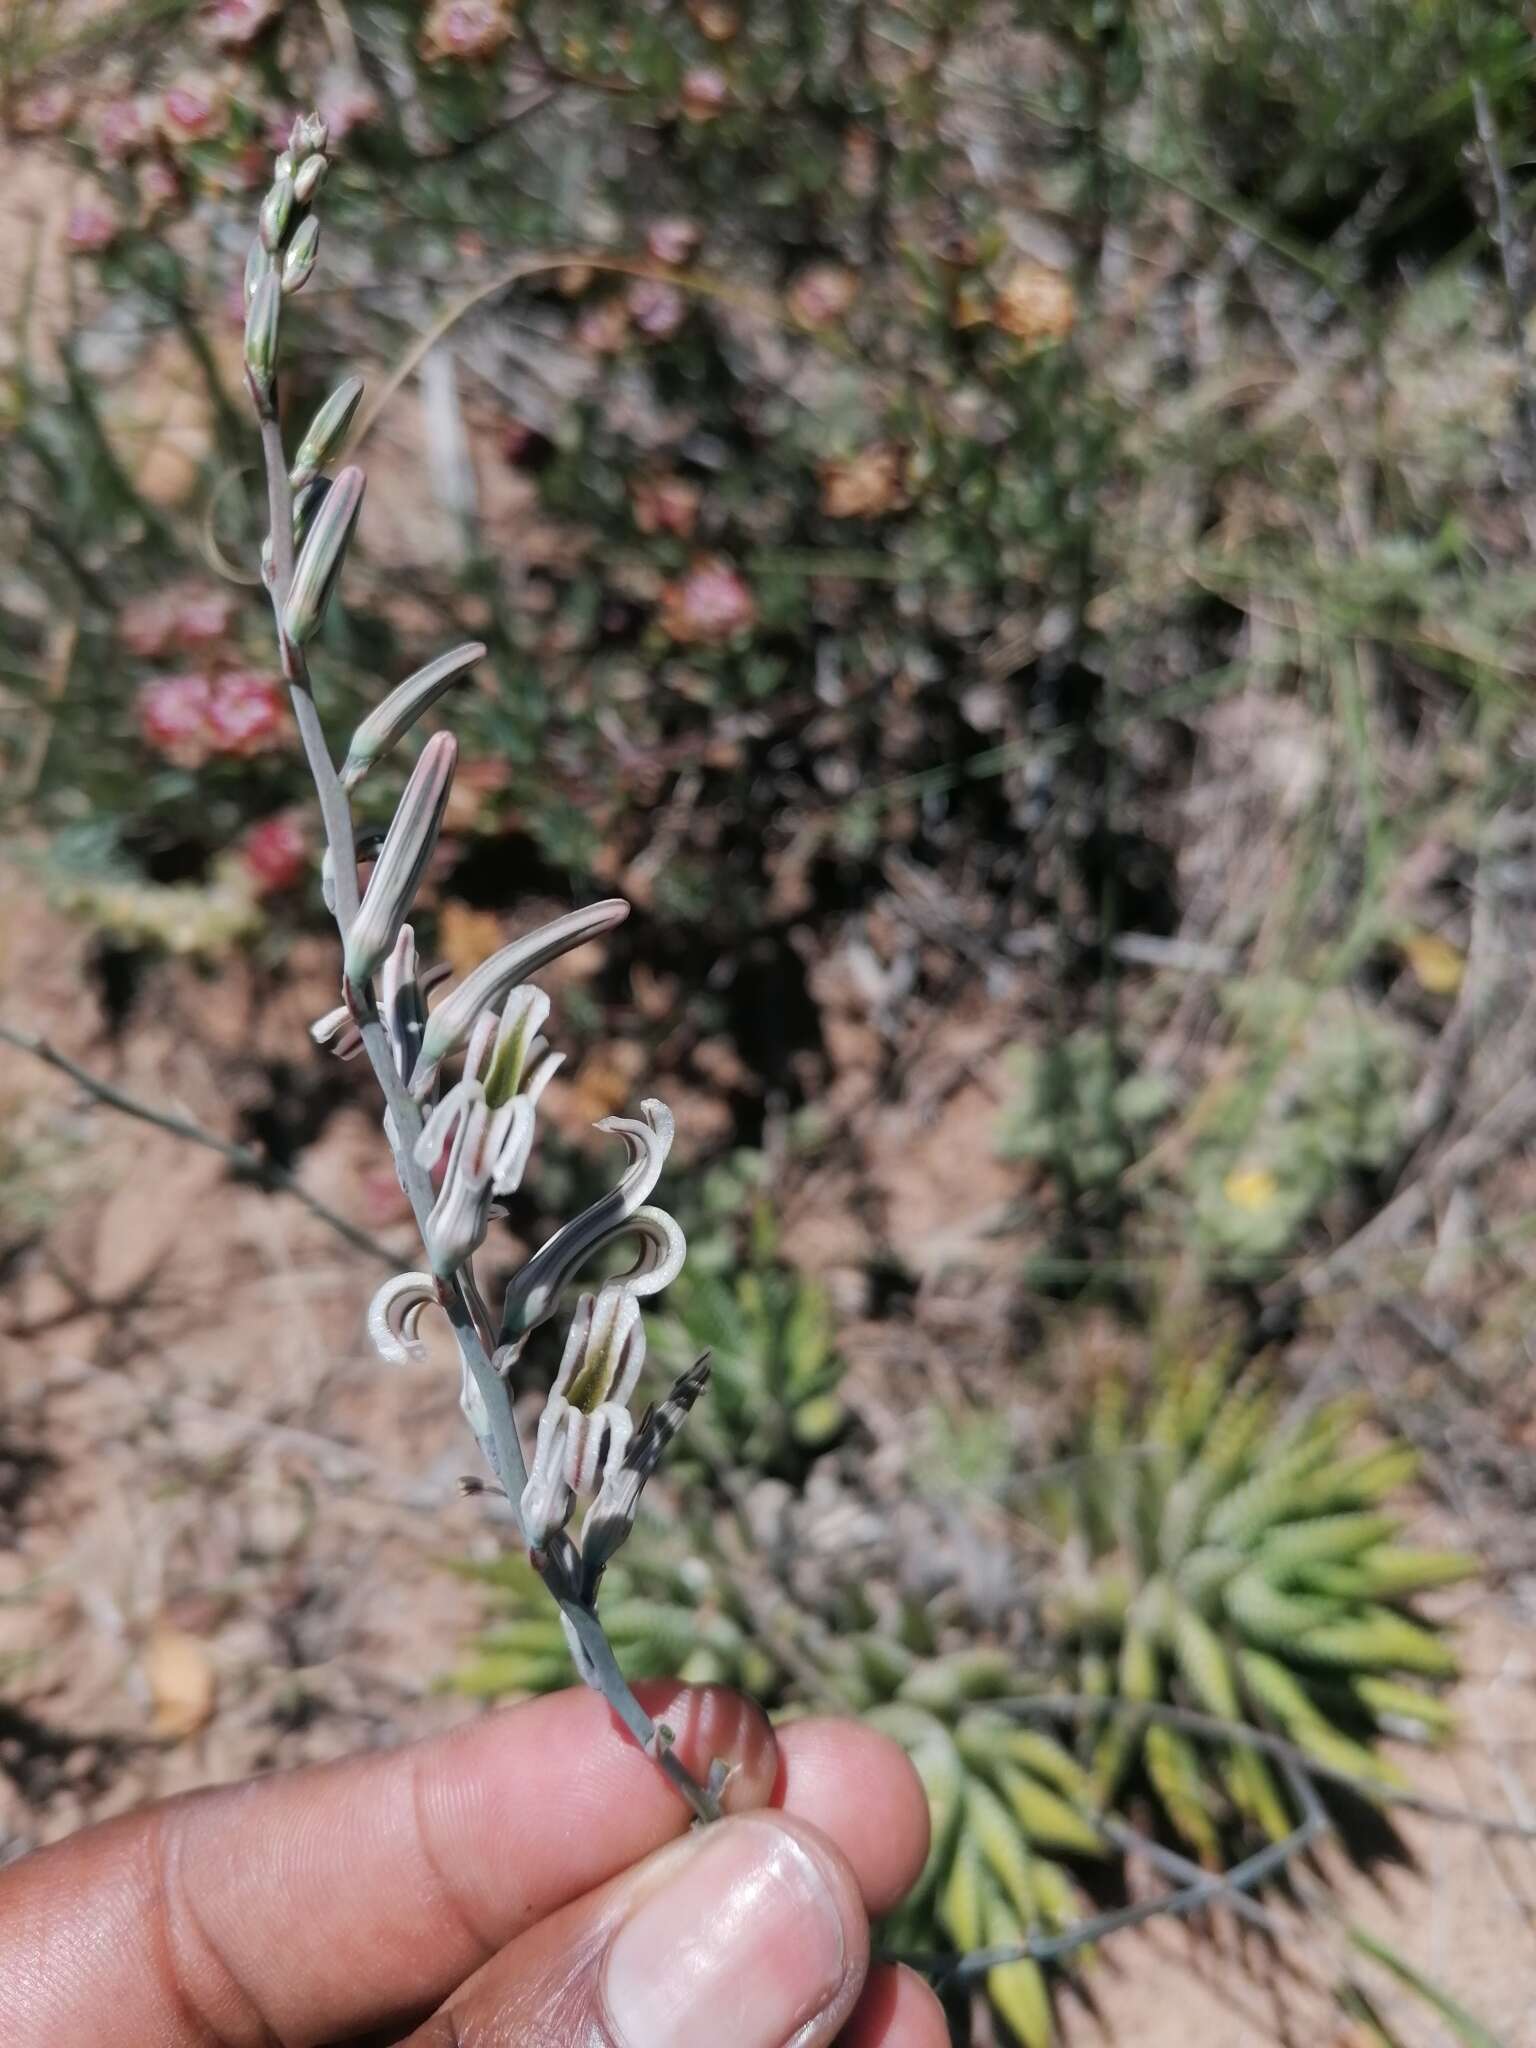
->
<box><xmin>0</xmin><ymin>1023</ymin><xmax>398</xmax><ymax>1267</ymax></box>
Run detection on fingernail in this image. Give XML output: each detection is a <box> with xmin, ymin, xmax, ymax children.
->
<box><xmin>603</xmin><ymin>1820</ymin><xmax>849</xmax><ymax>2048</ymax></box>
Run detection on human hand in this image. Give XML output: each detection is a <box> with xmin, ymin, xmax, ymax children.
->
<box><xmin>0</xmin><ymin>1681</ymin><xmax>947</xmax><ymax>2046</ymax></box>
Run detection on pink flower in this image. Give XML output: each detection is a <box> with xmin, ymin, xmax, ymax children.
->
<box><xmin>138</xmin><ymin>156</ymin><xmax>185</xmax><ymax>217</ymax></box>
<box><xmin>120</xmin><ymin>594</ymin><xmax>179</xmax><ymax>660</ymax></box>
<box><xmin>787</xmin><ymin>262</ymin><xmax>859</xmax><ymax>330</ymax></box>
<box><xmin>679</xmin><ymin>66</ymin><xmax>730</xmax><ymax>121</ymax></box>
<box><xmin>94</xmin><ymin>97</ymin><xmax>150</xmax><ymax>160</ymax></box>
<box><xmin>420</xmin><ymin>0</ymin><xmax>516</xmax><ymax>62</ymax></box>
<box><xmin>205</xmin><ymin>671</ymin><xmax>286</xmax><ymax>755</ymax></box>
<box><xmin>319</xmin><ymin>76</ymin><xmax>381</xmax><ymax>140</ymax></box>
<box><xmin>574</xmin><ymin>297</ymin><xmax>631</xmax><ymax>355</ymax></box>
<box><xmin>161</xmin><ymin>81</ymin><xmax>227</xmax><ymax>142</ymax></box>
<box><xmin>15</xmin><ymin>84</ymin><xmax>77</xmax><ymax>136</ymax></box>
<box><xmin>120</xmin><ymin>585</ymin><xmax>237</xmax><ymax>658</ymax></box>
<box><xmin>631</xmin><ymin>474</ymin><xmax>701</xmax><ymax>539</ymax></box>
<box><xmin>645</xmin><ymin>218</ymin><xmax>701</xmax><ymax>267</ymax></box>
<box><xmin>65</xmin><ymin>200</ymin><xmax>120</xmax><ymax>256</ymax></box>
<box><xmin>138</xmin><ymin>673</ymin><xmax>216</xmax><ymax>764</ymax></box>
<box><xmin>172</xmin><ymin>586</ymin><xmax>239</xmax><ymax>650</ymax></box>
<box><xmin>627</xmin><ymin>278</ymin><xmax>687</xmax><ymax>340</ymax></box>
<box><xmin>658</xmin><ymin>557</ymin><xmax>757</xmax><ymax>645</ymax></box>
<box><xmin>206</xmin><ymin>0</ymin><xmax>282</xmax><ymax>47</ymax></box>
<box><xmin>240</xmin><ymin>813</ymin><xmax>307</xmax><ymax>894</ymax></box>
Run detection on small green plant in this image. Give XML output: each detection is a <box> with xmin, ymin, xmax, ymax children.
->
<box><xmin>1039</xmin><ymin>1355</ymin><xmax>1472</xmax><ymax>1858</ymax></box>
<box><xmin>999</xmin><ymin>1030</ymin><xmax>1174</xmax><ymax>1204</ymax></box>
<box><xmin>457</xmin><ymin>1339</ymin><xmax>1474</xmax><ymax>2043</ymax></box>
<box><xmin>652</xmin><ymin>1154</ymin><xmax>849</xmax><ymax>1479</ymax></box>
<box><xmin>1188</xmin><ymin>995</ymin><xmax>1410</xmax><ymax>1274</ymax></box>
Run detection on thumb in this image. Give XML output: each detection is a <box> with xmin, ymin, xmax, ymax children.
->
<box><xmin>404</xmin><ymin>1810</ymin><xmax>871</xmax><ymax>2048</ymax></box>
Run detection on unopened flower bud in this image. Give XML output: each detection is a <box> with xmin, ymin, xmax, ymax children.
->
<box><xmin>282</xmin><ymin>214</ymin><xmax>320</xmax><ymax>293</ymax></box>
<box><xmin>259</xmin><ymin>175</ymin><xmax>295</xmax><ymax>252</ymax></box>
<box><xmin>243</xmin><ymin>271</ymin><xmax>282</xmax><ymax>409</ymax></box>
<box><xmin>288</xmin><ymin>376</ymin><xmax>364</xmax><ymax>490</ymax></box>
<box><xmin>291</xmin><ymin>474</ymin><xmax>330</xmax><ymax>547</ymax></box>
<box><xmin>243</xmin><ymin>235</ymin><xmax>270</xmax><ymax>307</ymax></box>
<box><xmin>293</xmin><ymin>152</ymin><xmax>328</xmax><ymax>204</ymax></box>
<box><xmin>409</xmin><ymin>900</ymin><xmax>630</xmax><ymax>1098</ymax></box>
<box><xmin>340</xmin><ymin>641</ymin><xmax>485</xmax><ymax>789</ymax></box>
<box><xmin>281</xmin><ymin>464</ymin><xmax>365</xmax><ymax>643</ymax></box>
<box><xmin>290</xmin><ymin>111</ymin><xmax>329</xmax><ymax>157</ymax></box>
<box><xmin>343</xmin><ymin>731</ymin><xmax>457</xmax><ymax>985</ymax></box>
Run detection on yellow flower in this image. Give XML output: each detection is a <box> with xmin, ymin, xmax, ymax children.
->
<box><xmin>1223</xmin><ymin>1166</ymin><xmax>1279</xmax><ymax>1213</ymax></box>
<box><xmin>1401</xmin><ymin>931</ymin><xmax>1464</xmax><ymax>996</ymax></box>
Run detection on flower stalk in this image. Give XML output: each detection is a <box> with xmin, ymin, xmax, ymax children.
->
<box><xmin>245</xmin><ymin>116</ymin><xmax>718</xmax><ymax>1822</ymax></box>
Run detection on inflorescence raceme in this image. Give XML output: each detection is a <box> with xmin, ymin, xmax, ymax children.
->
<box><xmin>245</xmin><ymin>114</ymin><xmax>718</xmax><ymax>1820</ymax></box>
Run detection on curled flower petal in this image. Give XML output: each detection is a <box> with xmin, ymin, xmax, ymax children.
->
<box><xmin>497</xmin><ymin>1102</ymin><xmax>677</xmax><ymax>1343</ymax></box>
<box><xmin>309</xmin><ymin>1003</ymin><xmax>364</xmax><ymax>1064</ymax></box>
<box><xmin>410</xmin><ymin>901</ymin><xmax>629</xmax><ymax>1098</ymax></box>
<box><xmin>367</xmin><ymin>1271</ymin><xmax>440</xmax><ymax>1366</ymax></box>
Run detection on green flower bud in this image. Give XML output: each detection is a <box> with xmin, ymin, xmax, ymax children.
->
<box><xmin>243</xmin><ymin>272</ymin><xmax>282</xmax><ymax>409</ymax></box>
<box><xmin>259</xmin><ymin>176</ymin><xmax>295</xmax><ymax>253</ymax></box>
<box><xmin>290</xmin><ymin>111</ymin><xmax>329</xmax><ymax>157</ymax></box>
<box><xmin>288</xmin><ymin>376</ymin><xmax>364</xmax><ymax>491</ymax></box>
<box><xmin>293</xmin><ymin>152</ymin><xmax>328</xmax><ymax>204</ymax></box>
<box><xmin>282</xmin><ymin>215</ymin><xmax>320</xmax><ymax>294</ymax></box>
<box><xmin>343</xmin><ymin>732</ymin><xmax>458</xmax><ymax>986</ymax></box>
<box><xmin>340</xmin><ymin>642</ymin><xmax>486</xmax><ymax>790</ymax></box>
<box><xmin>243</xmin><ymin>235</ymin><xmax>270</xmax><ymax>308</ymax></box>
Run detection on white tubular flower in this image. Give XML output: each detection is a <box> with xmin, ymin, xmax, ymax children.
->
<box><xmin>498</xmin><ymin>1101</ymin><xmax>682</xmax><ymax>1345</ymax></box>
<box><xmin>420</xmin><ymin>1096</ymin><xmax>496</xmax><ymax>1278</ymax></box>
<box><xmin>414</xmin><ymin>984</ymin><xmax>564</xmax><ymax>1216</ymax></box>
<box><xmin>367</xmin><ymin>1271</ymin><xmax>440</xmax><ymax>1365</ymax></box>
<box><xmin>520</xmin><ymin>1283</ymin><xmax>648</xmax><ymax>1548</ymax></box>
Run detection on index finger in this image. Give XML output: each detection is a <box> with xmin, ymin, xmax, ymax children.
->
<box><xmin>0</xmin><ymin>1681</ymin><xmax>775</xmax><ymax>2048</ymax></box>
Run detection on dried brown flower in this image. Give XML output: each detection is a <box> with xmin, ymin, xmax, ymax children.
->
<box><xmin>992</xmin><ymin>260</ymin><xmax>1077</xmax><ymax>345</ymax></box>
<box><xmin>820</xmin><ymin>444</ymin><xmax>908</xmax><ymax>521</ymax></box>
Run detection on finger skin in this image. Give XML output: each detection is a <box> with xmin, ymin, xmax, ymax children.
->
<box><xmin>773</xmin><ymin>1719</ymin><xmax>932</xmax><ymax>1917</ymax></box>
<box><xmin>403</xmin><ymin>1812</ymin><xmax>872</xmax><ymax>2048</ymax></box>
<box><xmin>0</xmin><ymin>1682</ymin><xmax>776</xmax><ymax>2048</ymax></box>
<box><xmin>838</xmin><ymin>1965</ymin><xmax>951</xmax><ymax>2048</ymax></box>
